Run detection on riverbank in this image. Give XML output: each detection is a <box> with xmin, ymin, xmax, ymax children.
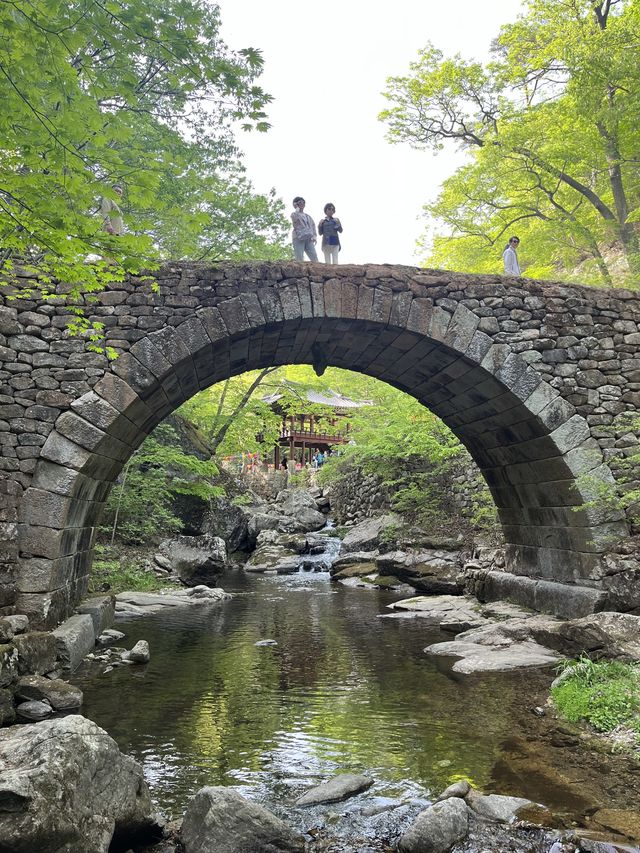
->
<box><xmin>68</xmin><ymin>570</ymin><xmax>640</xmax><ymax>850</ymax></box>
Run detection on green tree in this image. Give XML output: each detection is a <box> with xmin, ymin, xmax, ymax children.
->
<box><xmin>0</xmin><ymin>0</ymin><xmax>287</xmax><ymax>318</ymax></box>
<box><xmin>380</xmin><ymin>0</ymin><xmax>640</xmax><ymax>285</ymax></box>
<box><xmin>102</xmin><ymin>424</ymin><xmax>221</xmax><ymax>544</ymax></box>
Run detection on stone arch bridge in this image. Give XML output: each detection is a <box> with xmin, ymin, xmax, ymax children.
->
<box><xmin>1</xmin><ymin>262</ymin><xmax>639</xmax><ymax>628</ymax></box>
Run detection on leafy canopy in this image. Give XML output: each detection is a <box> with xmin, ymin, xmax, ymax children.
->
<box><xmin>0</xmin><ymin>0</ymin><xmax>289</xmax><ymax>318</ymax></box>
<box><xmin>380</xmin><ymin>0</ymin><xmax>640</xmax><ymax>285</ymax></box>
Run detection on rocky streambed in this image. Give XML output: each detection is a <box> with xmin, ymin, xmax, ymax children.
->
<box><xmin>2</xmin><ymin>489</ymin><xmax>640</xmax><ymax>852</ymax></box>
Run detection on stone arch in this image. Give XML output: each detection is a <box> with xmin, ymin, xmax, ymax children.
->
<box><xmin>17</xmin><ymin>278</ymin><xmax>627</xmax><ymax>627</ymax></box>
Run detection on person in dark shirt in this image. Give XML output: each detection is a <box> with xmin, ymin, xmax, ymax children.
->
<box><xmin>318</xmin><ymin>203</ymin><xmax>343</xmax><ymax>264</ymax></box>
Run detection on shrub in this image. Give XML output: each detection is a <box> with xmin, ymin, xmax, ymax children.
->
<box><xmin>551</xmin><ymin>657</ymin><xmax>640</xmax><ymax>737</ymax></box>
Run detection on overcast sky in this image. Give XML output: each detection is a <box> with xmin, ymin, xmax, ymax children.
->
<box><xmin>217</xmin><ymin>0</ymin><xmax>524</xmax><ymax>266</ymax></box>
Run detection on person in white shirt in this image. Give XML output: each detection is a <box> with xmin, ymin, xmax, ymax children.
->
<box><xmin>100</xmin><ymin>184</ymin><xmax>124</xmax><ymax>235</ymax></box>
<box><xmin>503</xmin><ymin>235</ymin><xmax>521</xmax><ymax>275</ymax></box>
<box><xmin>291</xmin><ymin>197</ymin><xmax>318</xmax><ymax>261</ymax></box>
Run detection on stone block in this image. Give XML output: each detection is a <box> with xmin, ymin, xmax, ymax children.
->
<box><xmin>76</xmin><ymin>595</ymin><xmax>115</xmax><ymax>635</ymax></box>
<box><xmin>371</xmin><ymin>288</ymin><xmax>393</xmax><ymax>325</ymax></box>
<box><xmin>549</xmin><ymin>414</ymin><xmax>591</xmax><ymax>454</ymax></box>
<box><xmin>341</xmin><ymin>282</ymin><xmax>359</xmax><ymax>318</ymax></box>
<box><xmin>0</xmin><ymin>688</ymin><xmax>15</xmax><ymax>726</ymax></box>
<box><xmin>92</xmin><ymin>372</ymin><xmax>153</xmax><ymax>429</ymax></box>
<box><xmin>444</xmin><ymin>303</ymin><xmax>479</xmax><ymax>353</ymax></box>
<box><xmin>293</xmin><ymin>284</ymin><xmax>312</xmax><ymax>319</ymax></box>
<box><xmin>390</xmin><ymin>290</ymin><xmax>413</xmax><ymax>328</ymax></box>
<box><xmin>16</xmin><ymin>555</ymin><xmax>73</xmax><ymax>592</ymax></box>
<box><xmin>129</xmin><ymin>337</ymin><xmax>174</xmax><ymax>380</ymax></box>
<box><xmin>39</xmin><ymin>431</ymin><xmax>91</xmax><ymax>472</ymax></box>
<box><xmin>406</xmin><ymin>298</ymin><xmax>431</xmax><ymax>335</ymax></box>
<box><xmin>217</xmin><ymin>296</ymin><xmax>251</xmax><ymax>334</ymax></box>
<box><xmin>197</xmin><ymin>307</ymin><xmax>229</xmax><ymax>343</ymax></box>
<box><xmin>52</xmin><ymin>614</ymin><xmax>95</xmax><ymax>671</ymax></box>
<box><xmin>13</xmin><ymin>632</ymin><xmax>57</xmax><ymax>675</ymax></box>
<box><xmin>0</xmin><ymin>644</ymin><xmax>17</xmax><ymax>687</ymax></box>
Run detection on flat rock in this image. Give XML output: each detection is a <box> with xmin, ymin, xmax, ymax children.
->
<box><xmin>386</xmin><ymin>595</ymin><xmax>487</xmax><ymax>633</ymax></box>
<box><xmin>15</xmin><ymin>674</ymin><xmax>82</xmax><ymax>710</ymax></box>
<box><xmin>295</xmin><ymin>773</ymin><xmax>374</xmax><ymax>805</ymax></box>
<box><xmin>426</xmin><ymin>638</ymin><xmax>559</xmax><ymax>673</ymax></box>
<box><xmin>592</xmin><ymin>808</ymin><xmax>640</xmax><ymax>841</ymax></box>
<box><xmin>466</xmin><ymin>790</ymin><xmax>534</xmax><ymax>822</ymax></box>
<box><xmin>115</xmin><ymin>588</ymin><xmax>230</xmax><ymax>617</ymax></box>
<box><xmin>97</xmin><ymin>628</ymin><xmax>126</xmax><ymax>646</ymax></box>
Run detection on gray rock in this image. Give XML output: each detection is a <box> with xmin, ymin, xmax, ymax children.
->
<box><xmin>295</xmin><ymin>773</ymin><xmax>374</xmax><ymax>805</ymax></box>
<box><xmin>52</xmin><ymin>614</ymin><xmax>96</xmax><ymax>672</ymax></box>
<box><xmin>16</xmin><ymin>700</ymin><xmax>52</xmax><ymax>721</ymax></box>
<box><xmin>426</xmin><ymin>638</ymin><xmax>559</xmax><ymax>674</ymax></box>
<box><xmin>341</xmin><ymin>514</ymin><xmax>401</xmax><ymax>554</ymax></box>
<box><xmin>76</xmin><ymin>595</ymin><xmax>115</xmax><ymax>636</ymax></box>
<box><xmin>0</xmin><ymin>715</ymin><xmax>160</xmax><ymax>852</ymax></box>
<box><xmin>97</xmin><ymin>628</ymin><xmax>126</xmax><ymax>645</ymax></box>
<box><xmin>115</xmin><ymin>588</ymin><xmax>230</xmax><ymax>617</ymax></box>
<box><xmin>13</xmin><ymin>631</ymin><xmax>57</xmax><ymax>675</ymax></box>
<box><xmin>0</xmin><ymin>688</ymin><xmax>15</xmax><ymax>726</ymax></box>
<box><xmin>159</xmin><ymin>534</ymin><xmax>227</xmax><ymax>586</ymax></box>
<box><xmin>0</xmin><ymin>644</ymin><xmax>18</xmax><ymax>688</ymax></box>
<box><xmin>465</xmin><ymin>790</ymin><xmax>533</xmax><ymax>822</ymax></box>
<box><xmin>398</xmin><ymin>797</ymin><xmax>470</xmax><ymax>852</ymax></box>
<box><xmin>435</xmin><ymin>780</ymin><xmax>471</xmax><ymax>801</ymax></box>
<box><xmin>124</xmin><ymin>640</ymin><xmax>150</xmax><ymax>664</ymax></box>
<box><xmin>245</xmin><ymin>542</ymin><xmax>301</xmax><ymax>574</ymax></box>
<box><xmin>15</xmin><ymin>674</ymin><xmax>82</xmax><ymax>710</ymax></box>
<box><xmin>386</xmin><ymin>595</ymin><xmax>486</xmax><ymax>633</ymax></box>
<box><xmin>538</xmin><ymin>611</ymin><xmax>640</xmax><ymax>661</ymax></box>
<box><xmin>181</xmin><ymin>786</ymin><xmax>305</xmax><ymax>853</ymax></box>
<box><xmin>4</xmin><ymin>615</ymin><xmax>29</xmax><ymax>635</ymax></box>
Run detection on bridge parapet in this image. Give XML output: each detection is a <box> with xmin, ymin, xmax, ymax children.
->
<box><xmin>1</xmin><ymin>262</ymin><xmax>639</xmax><ymax>626</ymax></box>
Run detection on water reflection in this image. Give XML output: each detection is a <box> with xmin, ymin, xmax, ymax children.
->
<box><xmin>73</xmin><ymin>571</ymin><xmax>541</xmax><ymax>821</ymax></box>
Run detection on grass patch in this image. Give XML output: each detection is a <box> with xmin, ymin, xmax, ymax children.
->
<box><xmin>90</xmin><ymin>544</ymin><xmax>176</xmax><ymax>594</ymax></box>
<box><xmin>551</xmin><ymin>657</ymin><xmax>640</xmax><ymax>738</ymax></box>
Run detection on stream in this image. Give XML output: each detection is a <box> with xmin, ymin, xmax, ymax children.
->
<box><xmin>72</xmin><ymin>562</ymin><xmax>640</xmax><ymax>851</ymax></box>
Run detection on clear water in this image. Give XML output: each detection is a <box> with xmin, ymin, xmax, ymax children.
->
<box><xmin>73</xmin><ymin>568</ymin><xmax>556</xmax><ymax>838</ymax></box>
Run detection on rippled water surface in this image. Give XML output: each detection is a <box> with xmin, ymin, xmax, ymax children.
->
<box><xmin>73</xmin><ymin>570</ymin><xmax>552</xmax><ymax>829</ymax></box>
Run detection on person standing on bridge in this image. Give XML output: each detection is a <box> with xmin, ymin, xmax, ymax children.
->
<box><xmin>100</xmin><ymin>184</ymin><xmax>124</xmax><ymax>236</ymax></box>
<box><xmin>318</xmin><ymin>203</ymin><xmax>343</xmax><ymax>264</ymax></box>
<box><xmin>502</xmin><ymin>236</ymin><xmax>521</xmax><ymax>276</ymax></box>
<box><xmin>291</xmin><ymin>197</ymin><xmax>318</xmax><ymax>261</ymax></box>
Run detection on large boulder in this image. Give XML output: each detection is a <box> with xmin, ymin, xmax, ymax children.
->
<box><xmin>159</xmin><ymin>534</ymin><xmax>227</xmax><ymax>586</ymax></box>
<box><xmin>398</xmin><ymin>797</ymin><xmax>470</xmax><ymax>852</ymax></box>
<box><xmin>340</xmin><ymin>515</ymin><xmax>401</xmax><ymax>554</ymax></box>
<box><xmin>376</xmin><ymin>550</ymin><xmax>463</xmax><ymax>594</ymax></box>
<box><xmin>0</xmin><ymin>715</ymin><xmax>161</xmax><ymax>853</ymax></box>
<box><xmin>204</xmin><ymin>496</ymin><xmax>252</xmax><ymax>553</ymax></box>
<box><xmin>180</xmin><ymin>786</ymin><xmax>305</xmax><ymax>853</ymax></box>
